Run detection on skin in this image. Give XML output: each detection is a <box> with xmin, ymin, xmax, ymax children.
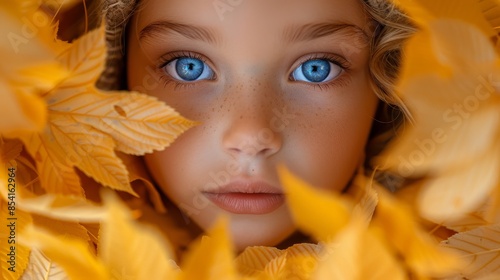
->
<box><xmin>127</xmin><ymin>0</ymin><xmax>378</xmax><ymax>251</ymax></box>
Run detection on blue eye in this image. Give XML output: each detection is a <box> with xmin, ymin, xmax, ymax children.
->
<box><xmin>164</xmin><ymin>57</ymin><xmax>214</xmax><ymax>81</ymax></box>
<box><xmin>292</xmin><ymin>59</ymin><xmax>342</xmax><ymax>83</ymax></box>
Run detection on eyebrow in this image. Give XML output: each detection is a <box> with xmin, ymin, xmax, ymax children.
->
<box><xmin>139</xmin><ymin>20</ymin><xmax>219</xmax><ymax>44</ymax></box>
<box><xmin>139</xmin><ymin>20</ymin><xmax>370</xmax><ymax>46</ymax></box>
<box><xmin>283</xmin><ymin>22</ymin><xmax>370</xmax><ymax>44</ymax></box>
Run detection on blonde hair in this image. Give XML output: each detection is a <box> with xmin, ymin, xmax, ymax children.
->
<box><xmin>361</xmin><ymin>1</ymin><xmax>417</xmax><ymax>188</ymax></box>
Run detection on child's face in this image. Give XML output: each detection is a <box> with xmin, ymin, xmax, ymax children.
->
<box><xmin>127</xmin><ymin>0</ymin><xmax>377</xmax><ymax>250</ymax></box>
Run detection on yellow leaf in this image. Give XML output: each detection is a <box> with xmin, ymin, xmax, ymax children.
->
<box><xmin>0</xmin><ymin>187</ymin><xmax>106</xmax><ymax>223</ymax></box>
<box><xmin>441</xmin><ymin>224</ymin><xmax>500</xmax><ymax>278</ymax></box>
<box><xmin>0</xmin><ymin>2</ymin><xmax>71</xmax><ymax>137</ymax></box>
<box><xmin>263</xmin><ymin>251</ymin><xmax>288</xmax><ymax>279</ymax></box>
<box><xmin>99</xmin><ymin>191</ymin><xmax>178</xmax><ymax>280</ymax></box>
<box><xmin>52</xmin><ymin>25</ymin><xmax>106</xmax><ymax>93</ymax></box>
<box><xmin>417</xmin><ymin>142</ymin><xmax>500</xmax><ymax>223</ymax></box>
<box><xmin>236</xmin><ymin>244</ymin><xmax>322</xmax><ymax>279</ymax></box>
<box><xmin>439</xmin><ymin>210</ymin><xmax>495</xmax><ymax>233</ymax></box>
<box><xmin>49</xmin><ymin>88</ymin><xmax>197</xmax><ymax>156</ymax></box>
<box><xmin>236</xmin><ymin>246</ymin><xmax>283</xmax><ymax>276</ymax></box>
<box><xmin>380</xmin><ymin>76</ymin><xmax>499</xmax><ymax>177</ymax></box>
<box><xmin>20</xmin><ymin>248</ymin><xmax>69</xmax><ymax>280</ymax></box>
<box><xmin>374</xmin><ymin>190</ymin><xmax>462</xmax><ymax>278</ymax></box>
<box><xmin>16</xmin><ymin>25</ymin><xmax>195</xmax><ymax>196</ymax></box>
<box><xmin>0</xmin><ymin>1</ymin><xmax>62</xmax><ymax>68</ymax></box>
<box><xmin>350</xmin><ymin>170</ymin><xmax>379</xmax><ymax>224</ymax></box>
<box><xmin>380</xmin><ymin>17</ymin><xmax>500</xmax><ymax>179</ymax></box>
<box><xmin>397</xmin><ymin>29</ymin><xmax>453</xmax><ymax>87</ymax></box>
<box><xmin>180</xmin><ymin>218</ymin><xmax>238</xmax><ymax>280</ymax></box>
<box><xmin>20</xmin><ymin>132</ymin><xmax>84</xmax><ymax>196</ymax></box>
<box><xmin>391</xmin><ymin>0</ymin><xmax>496</xmax><ymax>37</ymax></box>
<box><xmin>276</xmin><ymin>244</ymin><xmax>322</xmax><ymax>280</ymax></box>
<box><xmin>32</xmin><ymin>214</ymin><xmax>91</xmax><ymax>246</ymax></box>
<box><xmin>427</xmin><ymin>20</ymin><xmax>499</xmax><ymax>72</ymax></box>
<box><xmin>277</xmin><ymin>166</ymin><xmax>351</xmax><ymax>242</ymax></box>
<box><xmin>48</xmin><ymin>115</ymin><xmax>131</xmax><ymax>194</ymax></box>
<box><xmin>0</xmin><ymin>83</ymin><xmax>47</xmax><ymax>136</ymax></box>
<box><xmin>19</xmin><ymin>226</ymin><xmax>109</xmax><ymax>280</ymax></box>
<box><xmin>313</xmin><ymin>218</ymin><xmax>407</xmax><ymax>280</ymax></box>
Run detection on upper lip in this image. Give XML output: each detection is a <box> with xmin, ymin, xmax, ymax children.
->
<box><xmin>202</xmin><ymin>179</ymin><xmax>283</xmax><ymax>194</ymax></box>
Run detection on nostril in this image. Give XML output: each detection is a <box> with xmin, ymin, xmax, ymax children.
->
<box><xmin>222</xmin><ymin>117</ymin><xmax>283</xmax><ymax>158</ymax></box>
<box><xmin>259</xmin><ymin>147</ymin><xmax>272</xmax><ymax>156</ymax></box>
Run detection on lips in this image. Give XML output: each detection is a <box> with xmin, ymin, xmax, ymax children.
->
<box><xmin>202</xmin><ymin>180</ymin><xmax>285</xmax><ymax>214</ymax></box>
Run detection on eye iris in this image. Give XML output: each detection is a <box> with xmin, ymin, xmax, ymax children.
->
<box><xmin>301</xmin><ymin>59</ymin><xmax>331</xmax><ymax>82</ymax></box>
<box><xmin>175</xmin><ymin>57</ymin><xmax>204</xmax><ymax>81</ymax></box>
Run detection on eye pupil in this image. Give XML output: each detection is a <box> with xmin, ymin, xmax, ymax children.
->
<box><xmin>301</xmin><ymin>59</ymin><xmax>331</xmax><ymax>82</ymax></box>
<box><xmin>176</xmin><ymin>58</ymin><xmax>204</xmax><ymax>81</ymax></box>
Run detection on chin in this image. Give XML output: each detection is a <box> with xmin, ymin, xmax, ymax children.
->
<box><xmin>187</xmin><ymin>204</ymin><xmax>297</xmax><ymax>251</ymax></box>
<box><xmin>227</xmin><ymin>209</ymin><xmax>297</xmax><ymax>252</ymax></box>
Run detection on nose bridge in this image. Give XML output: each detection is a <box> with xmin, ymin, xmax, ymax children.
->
<box><xmin>222</xmin><ymin>77</ymin><xmax>283</xmax><ymax>158</ymax></box>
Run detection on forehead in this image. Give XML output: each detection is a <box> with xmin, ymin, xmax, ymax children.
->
<box><xmin>134</xmin><ymin>0</ymin><xmax>371</xmax><ymax>37</ymax></box>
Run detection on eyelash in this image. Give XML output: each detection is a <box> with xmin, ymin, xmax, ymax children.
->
<box><xmin>289</xmin><ymin>53</ymin><xmax>351</xmax><ymax>91</ymax></box>
<box><xmin>157</xmin><ymin>51</ymin><xmax>214</xmax><ymax>89</ymax></box>
<box><xmin>156</xmin><ymin>51</ymin><xmax>351</xmax><ymax>91</ymax></box>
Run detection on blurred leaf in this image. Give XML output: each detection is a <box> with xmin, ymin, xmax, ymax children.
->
<box><xmin>0</xmin><ymin>189</ymin><xmax>106</xmax><ymax>223</ymax></box>
<box><xmin>374</xmin><ymin>190</ymin><xmax>462</xmax><ymax>278</ymax></box>
<box><xmin>417</xmin><ymin>142</ymin><xmax>500</xmax><ymax>222</ymax></box>
<box><xmin>20</xmin><ymin>226</ymin><xmax>109</xmax><ymax>280</ymax></box>
<box><xmin>180</xmin><ymin>218</ymin><xmax>238</xmax><ymax>280</ymax></box>
<box><xmin>277</xmin><ymin>166</ymin><xmax>351</xmax><ymax>242</ymax></box>
<box><xmin>313</xmin><ymin>218</ymin><xmax>407</xmax><ymax>280</ymax></box>
<box><xmin>99</xmin><ymin>191</ymin><xmax>178</xmax><ymax>280</ymax></box>
<box><xmin>391</xmin><ymin>0</ymin><xmax>496</xmax><ymax>37</ymax></box>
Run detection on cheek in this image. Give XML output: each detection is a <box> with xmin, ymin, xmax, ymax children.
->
<box><xmin>285</xmin><ymin>81</ymin><xmax>378</xmax><ymax>190</ymax></box>
<box><xmin>144</xmin><ymin>126</ymin><xmax>213</xmax><ymax>197</ymax></box>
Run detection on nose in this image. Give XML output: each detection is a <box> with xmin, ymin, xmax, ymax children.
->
<box><xmin>222</xmin><ymin>93</ymin><xmax>283</xmax><ymax>159</ymax></box>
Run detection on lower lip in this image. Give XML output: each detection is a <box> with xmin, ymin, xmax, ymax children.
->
<box><xmin>203</xmin><ymin>193</ymin><xmax>285</xmax><ymax>214</ymax></box>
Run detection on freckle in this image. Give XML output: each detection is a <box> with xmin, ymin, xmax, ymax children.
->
<box><xmin>240</xmin><ymin>115</ymin><xmax>243</xmax><ymax>119</ymax></box>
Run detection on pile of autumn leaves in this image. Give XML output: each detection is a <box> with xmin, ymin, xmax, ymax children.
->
<box><xmin>0</xmin><ymin>0</ymin><xmax>499</xmax><ymax>279</ymax></box>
